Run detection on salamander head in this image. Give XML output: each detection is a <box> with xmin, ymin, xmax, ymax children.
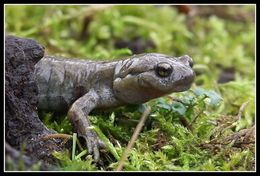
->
<box><xmin>113</xmin><ymin>53</ymin><xmax>195</xmax><ymax>104</ymax></box>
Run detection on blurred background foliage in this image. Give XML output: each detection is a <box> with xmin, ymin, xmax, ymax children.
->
<box><xmin>5</xmin><ymin>5</ymin><xmax>255</xmax><ymax>171</ymax></box>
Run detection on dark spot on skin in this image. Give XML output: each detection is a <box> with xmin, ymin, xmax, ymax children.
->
<box><xmin>57</xmin><ymin>96</ymin><xmax>69</xmax><ymax>112</ymax></box>
<box><xmin>74</xmin><ymin>86</ymin><xmax>85</xmax><ymax>99</ymax></box>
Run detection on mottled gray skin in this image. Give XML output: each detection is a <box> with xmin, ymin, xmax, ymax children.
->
<box><xmin>34</xmin><ymin>53</ymin><xmax>195</xmax><ymax>161</ymax></box>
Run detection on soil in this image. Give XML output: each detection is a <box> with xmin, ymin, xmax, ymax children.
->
<box><xmin>5</xmin><ymin>35</ymin><xmax>65</xmax><ymax>170</ymax></box>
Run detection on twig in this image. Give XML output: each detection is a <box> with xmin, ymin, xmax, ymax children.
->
<box><xmin>166</xmin><ymin>96</ymin><xmax>191</xmax><ymax>106</ymax></box>
<box><xmin>186</xmin><ymin>108</ymin><xmax>204</xmax><ymax>131</ymax></box>
<box><xmin>40</xmin><ymin>133</ymin><xmax>84</xmax><ymax>150</ymax></box>
<box><xmin>40</xmin><ymin>133</ymin><xmax>72</xmax><ymax>140</ymax></box>
<box><xmin>179</xmin><ymin>116</ymin><xmax>192</xmax><ymax>131</ymax></box>
<box><xmin>237</xmin><ymin>101</ymin><xmax>250</xmax><ymax>121</ymax></box>
<box><xmin>80</xmin><ymin>5</ymin><xmax>112</xmax><ymax>40</ymax></box>
<box><xmin>115</xmin><ymin>106</ymin><xmax>151</xmax><ymax>171</ymax></box>
<box><xmin>218</xmin><ymin>101</ymin><xmax>250</xmax><ymax>133</ymax></box>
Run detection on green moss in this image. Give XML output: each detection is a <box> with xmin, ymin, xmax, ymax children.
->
<box><xmin>5</xmin><ymin>5</ymin><xmax>255</xmax><ymax>171</ymax></box>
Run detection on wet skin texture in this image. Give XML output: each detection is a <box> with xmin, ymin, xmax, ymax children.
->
<box><xmin>34</xmin><ymin>53</ymin><xmax>195</xmax><ymax>161</ymax></box>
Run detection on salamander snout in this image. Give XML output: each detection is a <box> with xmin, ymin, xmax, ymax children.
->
<box><xmin>177</xmin><ymin>55</ymin><xmax>193</xmax><ymax>68</ymax></box>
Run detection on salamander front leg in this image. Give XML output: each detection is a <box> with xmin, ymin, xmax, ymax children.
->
<box><xmin>67</xmin><ymin>90</ymin><xmax>104</xmax><ymax>161</ymax></box>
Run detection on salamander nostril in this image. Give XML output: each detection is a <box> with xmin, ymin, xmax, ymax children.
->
<box><xmin>178</xmin><ymin>55</ymin><xmax>194</xmax><ymax>68</ymax></box>
<box><xmin>188</xmin><ymin>59</ymin><xmax>193</xmax><ymax>68</ymax></box>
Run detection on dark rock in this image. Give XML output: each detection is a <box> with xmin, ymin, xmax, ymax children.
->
<box><xmin>218</xmin><ymin>67</ymin><xmax>235</xmax><ymax>83</ymax></box>
<box><xmin>5</xmin><ymin>35</ymin><xmax>65</xmax><ymax>170</ymax></box>
<box><xmin>114</xmin><ymin>36</ymin><xmax>155</xmax><ymax>54</ymax></box>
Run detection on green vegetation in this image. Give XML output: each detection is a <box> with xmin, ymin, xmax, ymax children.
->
<box><xmin>5</xmin><ymin>5</ymin><xmax>255</xmax><ymax>171</ymax></box>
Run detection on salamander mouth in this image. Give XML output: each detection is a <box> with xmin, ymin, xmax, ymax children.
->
<box><xmin>173</xmin><ymin>73</ymin><xmax>195</xmax><ymax>92</ymax></box>
<box><xmin>138</xmin><ymin>73</ymin><xmax>195</xmax><ymax>93</ymax></box>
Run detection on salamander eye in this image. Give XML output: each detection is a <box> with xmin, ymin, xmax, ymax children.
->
<box><xmin>155</xmin><ymin>62</ymin><xmax>173</xmax><ymax>77</ymax></box>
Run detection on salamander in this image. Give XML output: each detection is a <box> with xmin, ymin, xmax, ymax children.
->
<box><xmin>34</xmin><ymin>53</ymin><xmax>195</xmax><ymax>161</ymax></box>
